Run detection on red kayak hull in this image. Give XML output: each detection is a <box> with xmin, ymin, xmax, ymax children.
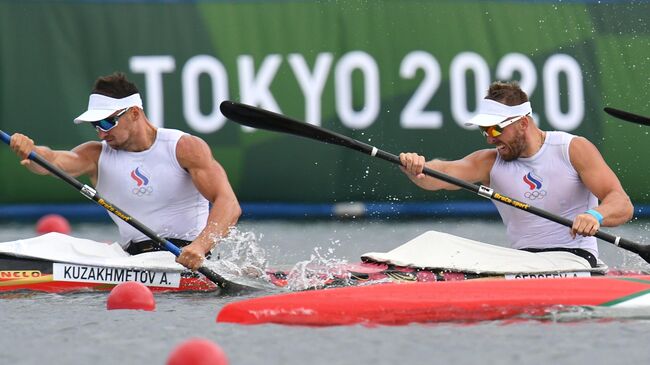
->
<box><xmin>217</xmin><ymin>275</ymin><xmax>650</xmax><ymax>325</ymax></box>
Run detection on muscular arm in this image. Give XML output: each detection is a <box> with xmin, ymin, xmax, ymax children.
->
<box><xmin>399</xmin><ymin>149</ymin><xmax>497</xmax><ymax>190</ymax></box>
<box><xmin>570</xmin><ymin>137</ymin><xmax>633</xmax><ymax>236</ymax></box>
<box><xmin>9</xmin><ymin>133</ymin><xmax>100</xmax><ymax>182</ymax></box>
<box><xmin>175</xmin><ymin>134</ymin><xmax>242</xmax><ymax>270</ymax></box>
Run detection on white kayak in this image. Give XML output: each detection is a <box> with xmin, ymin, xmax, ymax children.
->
<box><xmin>0</xmin><ymin>230</ymin><xmax>622</xmax><ymax>293</ymax></box>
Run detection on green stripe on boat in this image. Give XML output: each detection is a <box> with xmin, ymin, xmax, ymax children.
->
<box><xmin>600</xmin><ymin>278</ymin><xmax>650</xmax><ymax>307</ymax></box>
<box><xmin>616</xmin><ymin>277</ymin><xmax>650</xmax><ymax>285</ymax></box>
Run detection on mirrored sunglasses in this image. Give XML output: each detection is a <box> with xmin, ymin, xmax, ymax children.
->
<box><xmin>91</xmin><ymin>108</ymin><xmax>129</xmax><ymax>132</ymax></box>
<box><xmin>479</xmin><ymin>113</ymin><xmax>529</xmax><ymax>138</ymax></box>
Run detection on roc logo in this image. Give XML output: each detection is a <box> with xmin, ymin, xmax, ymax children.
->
<box><xmin>522</xmin><ymin>172</ymin><xmax>547</xmax><ymax>200</ymax></box>
<box><xmin>130</xmin><ymin>167</ymin><xmax>153</xmax><ymax>196</ymax></box>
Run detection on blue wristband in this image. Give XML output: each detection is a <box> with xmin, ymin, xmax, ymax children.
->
<box><xmin>585</xmin><ymin>209</ymin><xmax>604</xmax><ymax>224</ymax></box>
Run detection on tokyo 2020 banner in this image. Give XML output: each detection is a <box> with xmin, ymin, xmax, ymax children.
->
<box><xmin>0</xmin><ymin>1</ymin><xmax>648</xmax><ymax>204</ymax></box>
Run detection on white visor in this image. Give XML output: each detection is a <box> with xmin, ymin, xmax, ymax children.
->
<box><xmin>464</xmin><ymin>99</ymin><xmax>532</xmax><ymax>127</ymax></box>
<box><xmin>73</xmin><ymin>93</ymin><xmax>143</xmax><ymax>124</ymax></box>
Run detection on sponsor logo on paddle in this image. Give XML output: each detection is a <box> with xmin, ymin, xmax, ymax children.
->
<box><xmin>130</xmin><ymin>166</ymin><xmax>153</xmax><ymax>196</ymax></box>
<box><xmin>53</xmin><ymin>263</ymin><xmax>180</xmax><ymax>287</ymax></box>
<box><xmin>97</xmin><ymin>199</ymin><xmax>131</xmax><ymax>221</ymax></box>
<box><xmin>523</xmin><ymin>172</ymin><xmax>547</xmax><ymax>200</ymax></box>
<box><xmin>493</xmin><ymin>193</ymin><xmax>530</xmax><ymax>209</ymax></box>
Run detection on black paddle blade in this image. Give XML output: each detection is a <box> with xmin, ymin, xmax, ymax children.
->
<box><xmin>220</xmin><ymin>101</ymin><xmax>306</xmax><ymax>135</ymax></box>
<box><xmin>219</xmin><ymin>101</ymin><xmax>373</xmax><ymax>154</ymax></box>
<box><xmin>604</xmin><ymin>107</ymin><xmax>650</xmax><ymax>127</ymax></box>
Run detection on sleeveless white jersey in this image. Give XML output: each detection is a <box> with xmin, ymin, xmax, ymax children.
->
<box><xmin>96</xmin><ymin>128</ymin><xmax>210</xmax><ymax>247</ymax></box>
<box><xmin>489</xmin><ymin>131</ymin><xmax>598</xmax><ymax>256</ymax></box>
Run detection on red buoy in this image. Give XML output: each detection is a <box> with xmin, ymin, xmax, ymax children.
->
<box><xmin>167</xmin><ymin>338</ymin><xmax>228</xmax><ymax>365</ymax></box>
<box><xmin>35</xmin><ymin>214</ymin><xmax>71</xmax><ymax>235</ymax></box>
<box><xmin>106</xmin><ymin>281</ymin><xmax>156</xmax><ymax>311</ymax></box>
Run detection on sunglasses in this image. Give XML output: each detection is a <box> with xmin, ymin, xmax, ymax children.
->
<box><xmin>91</xmin><ymin>108</ymin><xmax>129</xmax><ymax>132</ymax></box>
<box><xmin>479</xmin><ymin>113</ymin><xmax>530</xmax><ymax>138</ymax></box>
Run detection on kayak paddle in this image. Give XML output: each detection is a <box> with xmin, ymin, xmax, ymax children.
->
<box><xmin>0</xmin><ymin>129</ymin><xmax>255</xmax><ymax>293</ymax></box>
<box><xmin>220</xmin><ymin>101</ymin><xmax>650</xmax><ymax>264</ymax></box>
<box><xmin>604</xmin><ymin>107</ymin><xmax>650</xmax><ymax>127</ymax></box>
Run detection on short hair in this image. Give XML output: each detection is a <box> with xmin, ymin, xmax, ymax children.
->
<box><xmin>91</xmin><ymin>72</ymin><xmax>139</xmax><ymax>98</ymax></box>
<box><xmin>485</xmin><ymin>81</ymin><xmax>528</xmax><ymax>106</ymax></box>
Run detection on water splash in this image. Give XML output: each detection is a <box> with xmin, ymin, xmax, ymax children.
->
<box><xmin>285</xmin><ymin>245</ymin><xmax>350</xmax><ymax>291</ymax></box>
<box><xmin>620</xmin><ymin>248</ymin><xmax>649</xmax><ymax>270</ymax></box>
<box><xmin>204</xmin><ymin>228</ymin><xmax>274</xmax><ymax>289</ymax></box>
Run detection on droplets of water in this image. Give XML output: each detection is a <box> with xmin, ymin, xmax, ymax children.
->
<box><xmin>206</xmin><ymin>228</ymin><xmax>270</xmax><ymax>287</ymax></box>
<box><xmin>205</xmin><ymin>228</ymin><xmax>358</xmax><ymax>291</ymax></box>
<box><xmin>285</xmin><ymin>243</ymin><xmax>350</xmax><ymax>291</ymax></box>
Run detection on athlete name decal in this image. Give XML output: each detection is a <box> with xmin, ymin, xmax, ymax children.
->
<box><xmin>505</xmin><ymin>272</ymin><xmax>591</xmax><ymax>280</ymax></box>
<box><xmin>53</xmin><ymin>263</ymin><xmax>180</xmax><ymax>288</ymax></box>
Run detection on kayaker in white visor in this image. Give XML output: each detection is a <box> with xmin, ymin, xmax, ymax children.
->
<box><xmin>9</xmin><ymin>72</ymin><xmax>241</xmax><ymax>271</ymax></box>
<box><xmin>399</xmin><ymin>81</ymin><xmax>633</xmax><ymax>268</ymax></box>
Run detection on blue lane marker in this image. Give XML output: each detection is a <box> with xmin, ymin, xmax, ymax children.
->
<box><xmin>3</xmin><ymin>201</ymin><xmax>650</xmax><ymax>222</ymax></box>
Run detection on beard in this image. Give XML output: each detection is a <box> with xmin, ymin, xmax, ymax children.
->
<box><xmin>497</xmin><ymin>128</ymin><xmax>527</xmax><ymax>161</ymax></box>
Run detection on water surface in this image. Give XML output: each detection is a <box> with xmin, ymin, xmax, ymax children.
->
<box><xmin>2</xmin><ymin>219</ymin><xmax>650</xmax><ymax>364</ymax></box>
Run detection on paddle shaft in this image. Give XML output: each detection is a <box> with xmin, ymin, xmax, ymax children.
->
<box><xmin>219</xmin><ymin>101</ymin><xmax>650</xmax><ymax>263</ymax></box>
<box><xmin>604</xmin><ymin>107</ymin><xmax>650</xmax><ymax>127</ymax></box>
<box><xmin>0</xmin><ymin>130</ymin><xmax>233</xmax><ymax>288</ymax></box>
